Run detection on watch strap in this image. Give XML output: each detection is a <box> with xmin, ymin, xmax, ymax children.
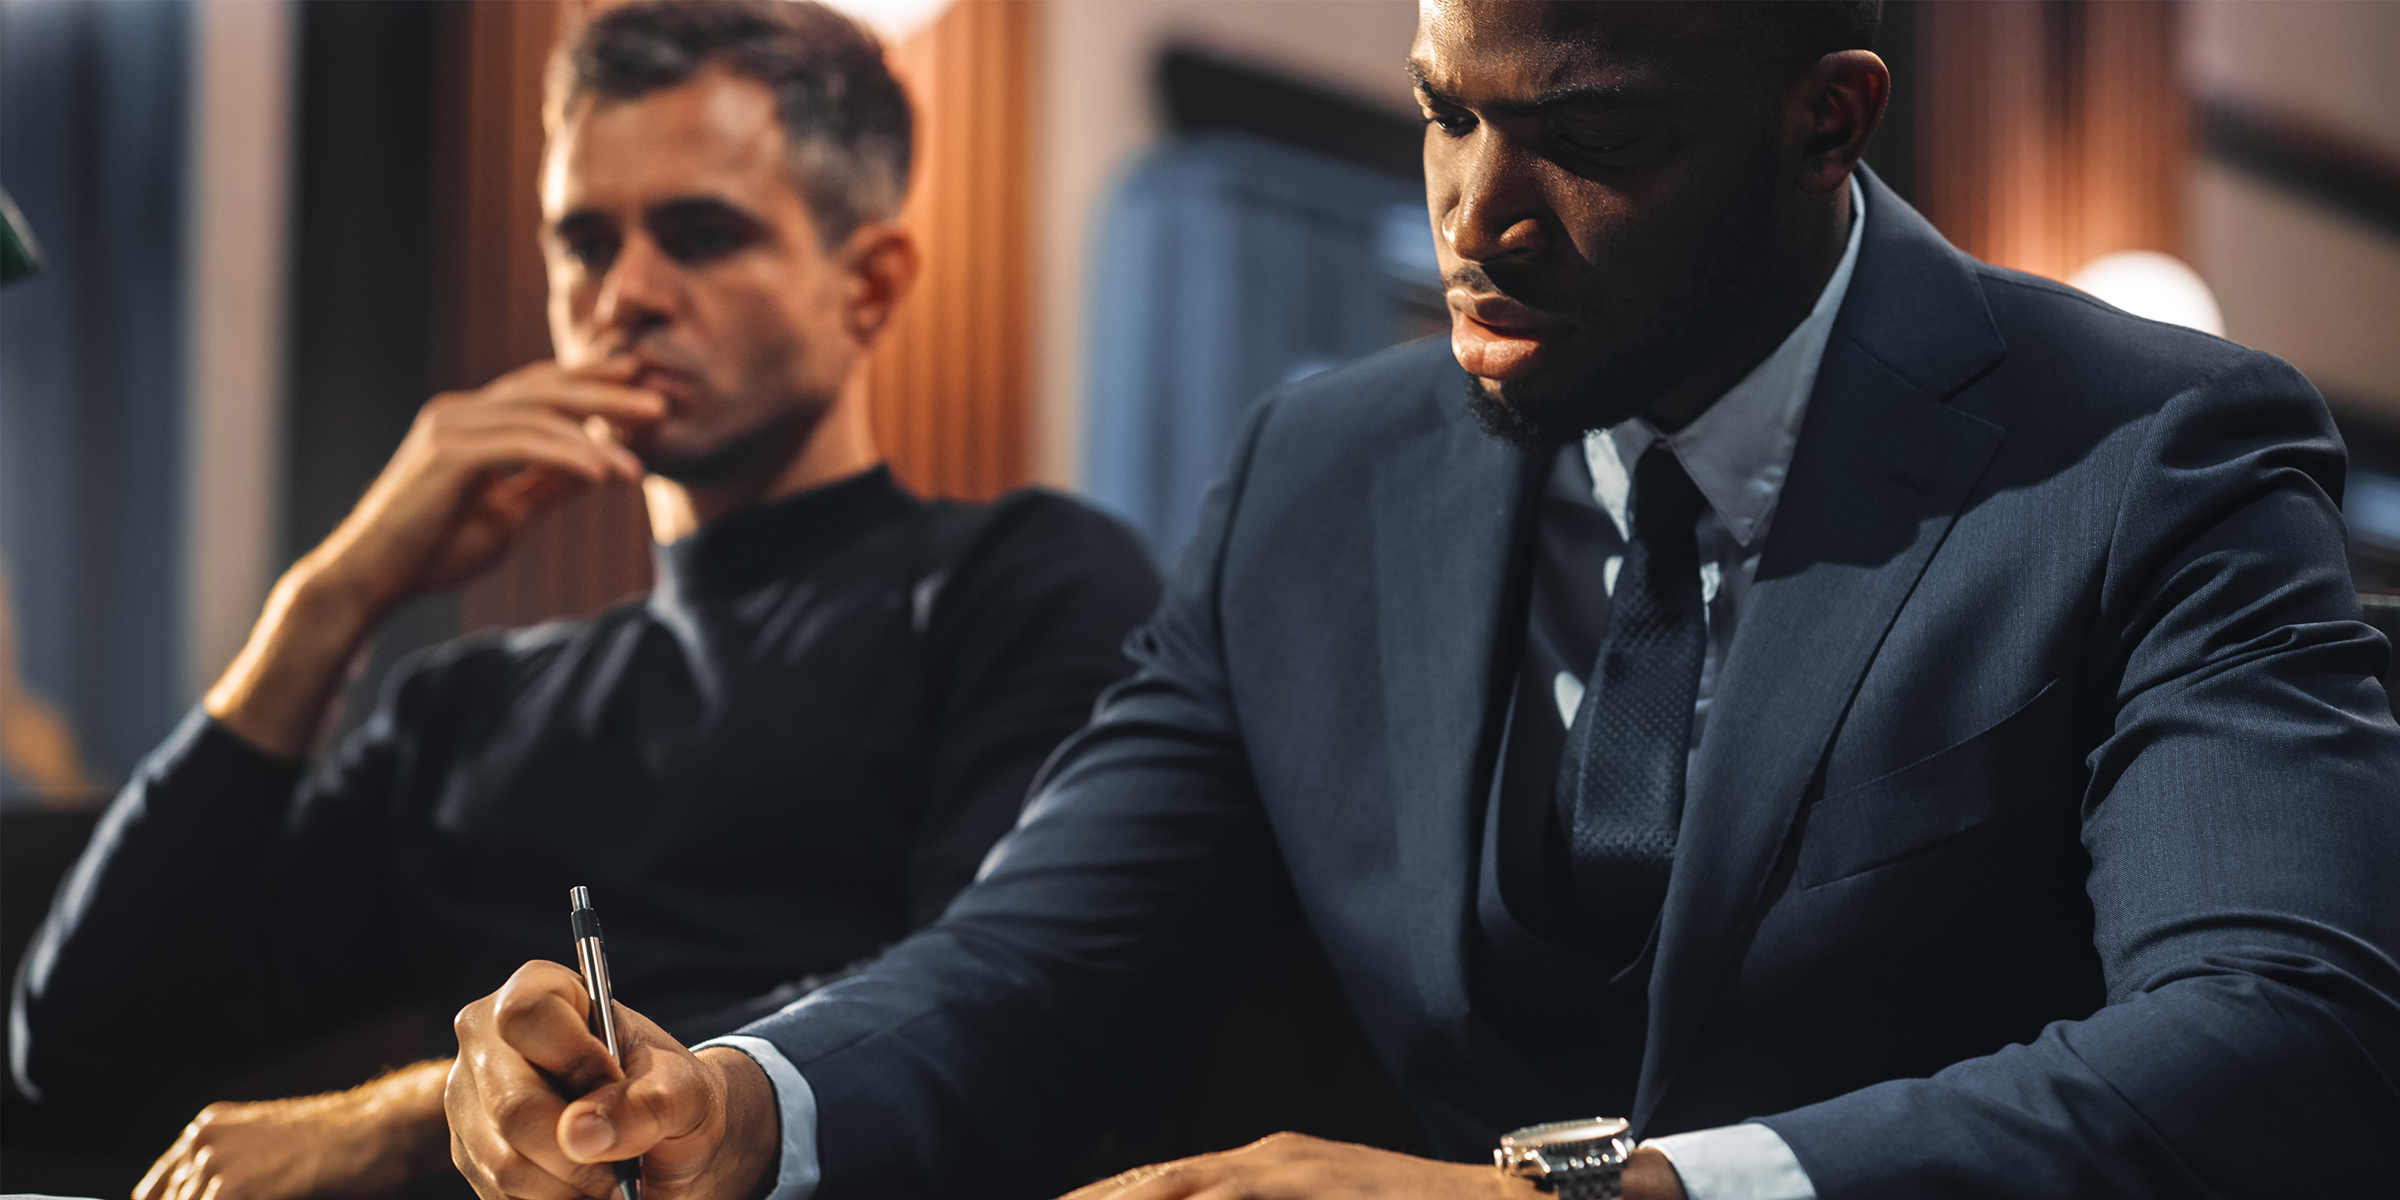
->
<box><xmin>1549</xmin><ymin>1171</ymin><xmax>1624</xmax><ymax>1200</ymax></box>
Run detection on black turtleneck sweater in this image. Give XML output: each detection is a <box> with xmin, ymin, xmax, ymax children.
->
<box><xmin>12</xmin><ymin>469</ymin><xmax>1161</xmax><ymax>1119</ymax></box>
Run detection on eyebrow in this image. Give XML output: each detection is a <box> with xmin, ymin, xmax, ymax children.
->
<box><xmin>549</xmin><ymin>196</ymin><xmax>762</xmax><ymax>235</ymax></box>
<box><xmin>646</xmin><ymin>196</ymin><xmax>760</xmax><ymax>224</ymax></box>
<box><xmin>1408</xmin><ymin>60</ymin><xmax>1663</xmax><ymax>118</ymax></box>
<box><xmin>550</xmin><ymin>209</ymin><xmax>612</xmax><ymax>240</ymax></box>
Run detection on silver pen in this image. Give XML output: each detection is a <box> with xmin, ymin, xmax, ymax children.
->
<box><xmin>571</xmin><ymin>886</ymin><xmax>642</xmax><ymax>1200</ymax></box>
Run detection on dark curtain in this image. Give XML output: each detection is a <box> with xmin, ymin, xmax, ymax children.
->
<box><xmin>1080</xmin><ymin>133</ymin><xmax>1436</xmax><ymax>562</ymax></box>
<box><xmin>0</xmin><ymin>0</ymin><xmax>191</xmax><ymax>797</ymax></box>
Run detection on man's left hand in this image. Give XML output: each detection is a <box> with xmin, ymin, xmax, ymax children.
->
<box><xmin>132</xmin><ymin>1059</ymin><xmax>452</xmax><ymax>1200</ymax></box>
<box><xmin>1057</xmin><ymin>1133</ymin><xmax>1686</xmax><ymax>1200</ymax></box>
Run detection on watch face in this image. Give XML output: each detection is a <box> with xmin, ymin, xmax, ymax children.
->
<box><xmin>1501</xmin><ymin>1117</ymin><xmax>1631</xmax><ymax>1148</ymax></box>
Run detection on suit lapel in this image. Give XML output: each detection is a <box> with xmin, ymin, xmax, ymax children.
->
<box><xmin>1370</xmin><ymin>371</ymin><xmax>1541</xmax><ymax>1034</ymax></box>
<box><xmin>1634</xmin><ymin>172</ymin><xmax>2010</xmax><ymax>1129</ymax></box>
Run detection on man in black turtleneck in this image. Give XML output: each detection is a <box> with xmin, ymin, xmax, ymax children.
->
<box><xmin>9</xmin><ymin>5</ymin><xmax>1158</xmax><ymax>1199</ymax></box>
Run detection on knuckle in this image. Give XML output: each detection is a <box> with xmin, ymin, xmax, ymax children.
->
<box><xmin>560</xmin><ymin>1049</ymin><xmax>614</xmax><ymax>1090</ymax></box>
<box><xmin>490</xmin><ymin>1152</ymin><xmax>572</xmax><ymax>1200</ymax></box>
<box><xmin>506</xmin><ymin>959</ymin><xmax>571</xmax><ymax>995</ymax></box>
<box><xmin>490</xmin><ymin>1003</ymin><xmax>542</xmax><ymax>1046</ymax></box>
<box><xmin>1255</xmin><ymin>1130</ymin><xmax>1321</xmax><ymax>1162</ymax></box>
<box><xmin>488</xmin><ymin>1089</ymin><xmax>546</xmax><ymax>1133</ymax></box>
<box><xmin>448</xmin><ymin>1131</ymin><xmax>480</xmax><ymax>1181</ymax></box>
<box><xmin>487</xmin><ymin>1157</ymin><xmax>537</xmax><ymax>1194</ymax></box>
<box><xmin>492</xmin><ymin>986</ymin><xmax>542</xmax><ymax>1027</ymax></box>
<box><xmin>571</xmin><ymin>1164</ymin><xmax>622</xmax><ymax>1197</ymax></box>
<box><xmin>487</xmin><ymin>1151</ymin><xmax>536</xmax><ymax>1188</ymax></box>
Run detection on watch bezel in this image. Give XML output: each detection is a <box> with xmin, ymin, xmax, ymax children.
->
<box><xmin>1494</xmin><ymin>1117</ymin><xmax>1634</xmax><ymax>1181</ymax></box>
<box><xmin>1499</xmin><ymin>1117</ymin><xmax>1632</xmax><ymax>1150</ymax></box>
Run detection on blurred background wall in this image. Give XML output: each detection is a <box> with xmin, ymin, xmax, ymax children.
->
<box><xmin>0</xmin><ymin>0</ymin><xmax>2393</xmax><ymax>842</ymax></box>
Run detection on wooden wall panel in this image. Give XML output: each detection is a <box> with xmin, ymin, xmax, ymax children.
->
<box><xmin>1916</xmin><ymin>0</ymin><xmax>2187</xmax><ymax>280</ymax></box>
<box><xmin>872</xmin><ymin>0</ymin><xmax>1035</xmax><ymax>501</ymax></box>
<box><xmin>2072</xmin><ymin>1</ymin><xmax>2188</xmax><ymax>264</ymax></box>
<box><xmin>440</xmin><ymin>0</ymin><xmax>655</xmax><ymax>633</ymax></box>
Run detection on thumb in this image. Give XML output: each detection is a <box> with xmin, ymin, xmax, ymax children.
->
<box><xmin>556</xmin><ymin>1049</ymin><xmax>714</xmax><ymax>1166</ymax></box>
<box><xmin>560</xmin><ymin>1086</ymin><xmax>635</xmax><ymax>1162</ymax></box>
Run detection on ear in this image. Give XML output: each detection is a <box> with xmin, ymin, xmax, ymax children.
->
<box><xmin>1791</xmin><ymin>49</ymin><xmax>1890</xmax><ymax>195</ymax></box>
<box><xmin>840</xmin><ymin>221</ymin><xmax>921</xmax><ymax>346</ymax></box>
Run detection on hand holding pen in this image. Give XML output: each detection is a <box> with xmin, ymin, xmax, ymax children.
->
<box><xmin>441</xmin><ymin>927</ymin><xmax>780</xmax><ymax>1200</ymax></box>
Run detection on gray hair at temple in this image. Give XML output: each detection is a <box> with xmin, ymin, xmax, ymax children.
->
<box><xmin>547</xmin><ymin>0</ymin><xmax>914</xmax><ymax>247</ymax></box>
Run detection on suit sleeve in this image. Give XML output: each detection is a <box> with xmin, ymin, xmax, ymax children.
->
<box><xmin>1760</xmin><ymin>352</ymin><xmax>2400</xmax><ymax>1195</ymax></box>
<box><xmin>731</xmin><ymin>402</ymin><xmax>1302</xmax><ymax>1200</ymax></box>
<box><xmin>10</xmin><ymin>660</ymin><xmax>452</xmax><ymax>1117</ymax></box>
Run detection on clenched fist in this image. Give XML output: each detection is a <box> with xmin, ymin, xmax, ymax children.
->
<box><xmin>445</xmin><ymin>961</ymin><xmax>780</xmax><ymax>1200</ymax></box>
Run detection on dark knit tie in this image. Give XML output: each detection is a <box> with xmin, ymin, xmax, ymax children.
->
<box><xmin>1556</xmin><ymin>442</ymin><xmax>1708</xmax><ymax>956</ymax></box>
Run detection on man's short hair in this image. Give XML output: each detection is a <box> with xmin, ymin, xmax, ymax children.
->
<box><xmin>549</xmin><ymin>0</ymin><xmax>913</xmax><ymax>246</ymax></box>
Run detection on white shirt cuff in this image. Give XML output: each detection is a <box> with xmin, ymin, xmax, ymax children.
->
<box><xmin>691</xmin><ymin>1035</ymin><xmax>821</xmax><ymax>1200</ymax></box>
<box><xmin>1642</xmin><ymin>1122</ymin><xmax>1815</xmax><ymax>1200</ymax></box>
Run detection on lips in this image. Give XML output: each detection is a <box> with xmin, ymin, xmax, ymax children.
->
<box><xmin>628</xmin><ymin>361</ymin><xmax>696</xmax><ymax>408</ymax></box>
<box><xmin>1448</xmin><ymin>293</ymin><xmax>1573</xmax><ymax>383</ymax></box>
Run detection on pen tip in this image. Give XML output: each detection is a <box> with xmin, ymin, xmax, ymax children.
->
<box><xmin>570</xmin><ymin>885</ymin><xmax>593</xmax><ymax>911</ymax></box>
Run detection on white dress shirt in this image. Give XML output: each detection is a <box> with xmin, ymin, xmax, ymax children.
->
<box><xmin>701</xmin><ymin>176</ymin><xmax>1866</xmax><ymax>1200</ymax></box>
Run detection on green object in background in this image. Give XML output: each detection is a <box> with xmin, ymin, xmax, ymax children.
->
<box><xmin>1</xmin><ymin>185</ymin><xmax>42</xmax><ymax>284</ymax></box>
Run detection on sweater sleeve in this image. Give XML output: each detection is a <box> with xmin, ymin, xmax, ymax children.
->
<box><xmin>9</xmin><ymin>655</ymin><xmax>457</xmax><ymax>1118</ymax></box>
<box><xmin>901</xmin><ymin>494</ymin><xmax>1165</xmax><ymax>928</ymax></box>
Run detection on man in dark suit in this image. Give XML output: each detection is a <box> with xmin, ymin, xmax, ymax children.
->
<box><xmin>442</xmin><ymin>3</ymin><xmax>2400</xmax><ymax>1198</ymax></box>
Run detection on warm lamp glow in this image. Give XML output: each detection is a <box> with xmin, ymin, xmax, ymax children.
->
<box><xmin>2067</xmin><ymin>251</ymin><xmax>2226</xmax><ymax>336</ymax></box>
<box><xmin>821</xmin><ymin>0</ymin><xmax>952</xmax><ymax>41</ymax></box>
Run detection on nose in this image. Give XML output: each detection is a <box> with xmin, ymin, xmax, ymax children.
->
<box><xmin>592</xmin><ymin>233</ymin><xmax>678</xmax><ymax>338</ymax></box>
<box><xmin>1441</xmin><ymin>129</ymin><xmax>1548</xmax><ymax>267</ymax></box>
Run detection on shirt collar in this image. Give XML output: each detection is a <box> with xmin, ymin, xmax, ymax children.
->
<box><xmin>1586</xmin><ymin>175</ymin><xmax>1867</xmax><ymax>546</ymax></box>
<box><xmin>650</xmin><ymin>465</ymin><xmax>910</xmax><ymax>608</ymax></box>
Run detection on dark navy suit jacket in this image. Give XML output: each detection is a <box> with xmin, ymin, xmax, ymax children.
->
<box><xmin>740</xmin><ymin>173</ymin><xmax>2400</xmax><ymax>1197</ymax></box>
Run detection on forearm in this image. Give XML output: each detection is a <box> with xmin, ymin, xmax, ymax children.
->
<box><xmin>343</xmin><ymin>1058</ymin><xmax>457</xmax><ymax>1179</ymax></box>
<box><xmin>134</xmin><ymin>1059</ymin><xmax>456</xmax><ymax>1200</ymax></box>
<box><xmin>204</xmin><ymin>558</ymin><xmax>393</xmax><ymax>759</ymax></box>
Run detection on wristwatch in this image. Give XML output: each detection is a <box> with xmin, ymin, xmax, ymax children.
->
<box><xmin>1495</xmin><ymin>1117</ymin><xmax>1636</xmax><ymax>1200</ymax></box>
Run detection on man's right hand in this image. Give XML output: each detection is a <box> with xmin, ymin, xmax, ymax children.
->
<box><xmin>205</xmin><ymin>361</ymin><xmax>662</xmax><ymax>758</ymax></box>
<box><xmin>304</xmin><ymin>360</ymin><xmax>660</xmax><ymax>609</ymax></box>
<box><xmin>446</xmin><ymin>961</ymin><xmax>779</xmax><ymax>1200</ymax></box>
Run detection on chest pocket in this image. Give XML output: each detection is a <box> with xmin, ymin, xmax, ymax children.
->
<box><xmin>1795</xmin><ymin>676</ymin><xmax>2077</xmax><ymax>889</ymax></box>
